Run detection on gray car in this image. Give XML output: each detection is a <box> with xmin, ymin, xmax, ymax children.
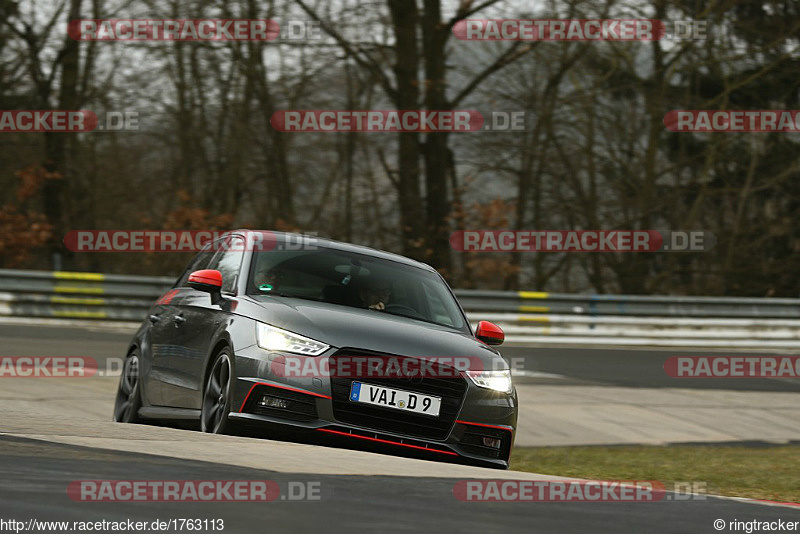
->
<box><xmin>114</xmin><ymin>230</ymin><xmax>517</xmax><ymax>468</ymax></box>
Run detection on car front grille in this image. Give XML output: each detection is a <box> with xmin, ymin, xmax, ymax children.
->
<box><xmin>329</xmin><ymin>351</ymin><xmax>468</xmax><ymax>440</ymax></box>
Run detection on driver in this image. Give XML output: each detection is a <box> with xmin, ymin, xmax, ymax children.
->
<box><xmin>359</xmin><ymin>279</ymin><xmax>392</xmax><ymax>311</ymax></box>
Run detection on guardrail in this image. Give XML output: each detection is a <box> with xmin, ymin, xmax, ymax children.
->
<box><xmin>1</xmin><ymin>269</ymin><xmax>799</xmax><ymax>348</ymax></box>
<box><xmin>0</xmin><ymin>269</ymin><xmax>174</xmax><ymax>322</ymax></box>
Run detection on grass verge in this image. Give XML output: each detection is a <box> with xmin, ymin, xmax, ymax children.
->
<box><xmin>510</xmin><ymin>444</ymin><xmax>800</xmax><ymax>503</ymax></box>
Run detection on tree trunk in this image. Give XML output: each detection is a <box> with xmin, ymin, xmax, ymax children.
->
<box><xmin>43</xmin><ymin>0</ymin><xmax>82</xmax><ymax>269</ymax></box>
<box><xmin>387</xmin><ymin>0</ymin><xmax>424</xmax><ymax>259</ymax></box>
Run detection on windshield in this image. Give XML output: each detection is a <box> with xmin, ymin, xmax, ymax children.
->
<box><xmin>247</xmin><ymin>248</ymin><xmax>468</xmax><ymax>332</ymax></box>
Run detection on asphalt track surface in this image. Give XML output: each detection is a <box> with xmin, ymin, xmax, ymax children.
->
<box><xmin>1</xmin><ymin>323</ymin><xmax>799</xmax><ymax>533</ymax></box>
<box><xmin>2</xmin><ymin>436</ymin><xmax>799</xmax><ymax>534</ymax></box>
<box><xmin>502</xmin><ymin>346</ymin><xmax>800</xmax><ymax>391</ymax></box>
<box><xmin>3</xmin><ymin>323</ymin><xmax>799</xmax><ymax>391</ymax></box>
<box><xmin>6</xmin><ymin>324</ymin><xmax>800</xmax><ymax>392</ymax></box>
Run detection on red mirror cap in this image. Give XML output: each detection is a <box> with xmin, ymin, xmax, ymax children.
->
<box><xmin>188</xmin><ymin>269</ymin><xmax>222</xmax><ymax>288</ymax></box>
<box><xmin>476</xmin><ymin>320</ymin><xmax>505</xmax><ymax>346</ymax></box>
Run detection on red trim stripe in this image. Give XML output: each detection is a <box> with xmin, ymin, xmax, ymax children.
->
<box><xmin>239</xmin><ymin>382</ymin><xmax>331</xmax><ymax>412</ymax></box>
<box><xmin>752</xmin><ymin>499</ymin><xmax>800</xmax><ymax>508</ymax></box>
<box><xmin>456</xmin><ymin>420</ymin><xmax>514</xmax><ymax>433</ymax></box>
<box><xmin>317</xmin><ymin>428</ymin><xmax>459</xmax><ymax>456</ymax></box>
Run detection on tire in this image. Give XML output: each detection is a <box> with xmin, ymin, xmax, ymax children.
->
<box><xmin>113</xmin><ymin>349</ymin><xmax>142</xmax><ymax>423</ymax></box>
<box><xmin>201</xmin><ymin>349</ymin><xmax>234</xmax><ymax>434</ymax></box>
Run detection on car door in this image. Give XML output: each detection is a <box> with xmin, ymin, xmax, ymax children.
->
<box><xmin>141</xmin><ymin>290</ymin><xmax>181</xmax><ymax>407</ymax></box>
<box><xmin>146</xmin><ymin>246</ymin><xmax>216</xmax><ymax>407</ymax></box>
<box><xmin>163</xmin><ymin>236</ymin><xmax>245</xmax><ymax>408</ymax></box>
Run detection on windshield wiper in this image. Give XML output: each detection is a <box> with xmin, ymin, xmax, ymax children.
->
<box><xmin>381</xmin><ymin>310</ymin><xmax>462</xmax><ymax>331</ymax></box>
<box><xmin>258</xmin><ymin>291</ymin><xmax>320</xmax><ymax>302</ymax></box>
<box><xmin>383</xmin><ymin>309</ymin><xmax>423</xmax><ymax>321</ymax></box>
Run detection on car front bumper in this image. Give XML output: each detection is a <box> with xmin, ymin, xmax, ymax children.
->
<box><xmin>230</xmin><ymin>369</ymin><xmax>518</xmax><ymax>469</ymax></box>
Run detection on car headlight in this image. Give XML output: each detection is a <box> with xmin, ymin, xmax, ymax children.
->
<box><xmin>256</xmin><ymin>323</ymin><xmax>330</xmax><ymax>356</ymax></box>
<box><xmin>467</xmin><ymin>369</ymin><xmax>513</xmax><ymax>394</ymax></box>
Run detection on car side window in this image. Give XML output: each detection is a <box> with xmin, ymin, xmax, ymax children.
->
<box><xmin>207</xmin><ymin>237</ymin><xmax>245</xmax><ymax>294</ymax></box>
<box><xmin>175</xmin><ymin>248</ymin><xmax>216</xmax><ymax>287</ymax></box>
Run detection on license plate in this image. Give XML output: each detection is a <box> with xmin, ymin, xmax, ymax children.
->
<box><xmin>349</xmin><ymin>382</ymin><xmax>441</xmax><ymax>417</ymax></box>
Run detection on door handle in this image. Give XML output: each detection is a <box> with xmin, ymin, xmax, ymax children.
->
<box><xmin>148</xmin><ymin>314</ymin><xmax>160</xmax><ymax>324</ymax></box>
<box><xmin>172</xmin><ymin>314</ymin><xmax>186</xmax><ymax>325</ymax></box>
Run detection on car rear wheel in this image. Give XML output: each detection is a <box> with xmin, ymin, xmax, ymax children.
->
<box><xmin>113</xmin><ymin>350</ymin><xmax>142</xmax><ymax>423</ymax></box>
<box><xmin>201</xmin><ymin>350</ymin><xmax>233</xmax><ymax>434</ymax></box>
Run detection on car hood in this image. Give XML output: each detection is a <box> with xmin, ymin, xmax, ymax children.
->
<box><xmin>240</xmin><ymin>295</ymin><xmax>503</xmax><ymax>364</ymax></box>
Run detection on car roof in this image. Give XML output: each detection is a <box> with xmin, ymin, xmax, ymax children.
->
<box><xmin>228</xmin><ymin>230</ymin><xmax>438</xmax><ymax>273</ymax></box>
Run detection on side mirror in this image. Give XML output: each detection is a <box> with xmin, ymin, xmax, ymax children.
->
<box><xmin>188</xmin><ymin>269</ymin><xmax>223</xmax><ymax>304</ymax></box>
<box><xmin>475</xmin><ymin>320</ymin><xmax>504</xmax><ymax>346</ymax></box>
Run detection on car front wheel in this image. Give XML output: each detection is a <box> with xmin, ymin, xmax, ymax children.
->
<box><xmin>201</xmin><ymin>349</ymin><xmax>234</xmax><ymax>434</ymax></box>
<box><xmin>113</xmin><ymin>349</ymin><xmax>142</xmax><ymax>423</ymax></box>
